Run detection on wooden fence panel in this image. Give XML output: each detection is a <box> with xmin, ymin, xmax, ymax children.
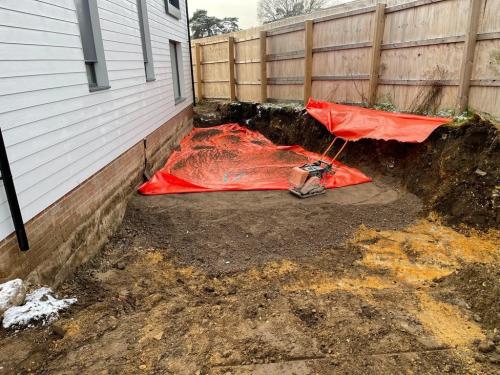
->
<box><xmin>191</xmin><ymin>0</ymin><xmax>499</xmax><ymax>119</ymax></box>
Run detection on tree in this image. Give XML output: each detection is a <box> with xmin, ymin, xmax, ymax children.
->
<box><xmin>257</xmin><ymin>0</ymin><xmax>331</xmax><ymax>24</ymax></box>
<box><xmin>190</xmin><ymin>9</ymin><xmax>240</xmax><ymax>39</ymax></box>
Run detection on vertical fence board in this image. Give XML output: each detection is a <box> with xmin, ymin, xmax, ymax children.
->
<box><xmin>457</xmin><ymin>0</ymin><xmax>482</xmax><ymax>111</ymax></box>
<box><xmin>304</xmin><ymin>20</ymin><xmax>314</xmax><ymax>103</ymax></box>
<box><xmin>368</xmin><ymin>3</ymin><xmax>386</xmax><ymax>105</ymax></box>
<box><xmin>260</xmin><ymin>31</ymin><xmax>268</xmax><ymax>103</ymax></box>
<box><xmin>195</xmin><ymin>43</ymin><xmax>203</xmax><ymax>101</ymax></box>
<box><xmin>228</xmin><ymin>37</ymin><xmax>236</xmax><ymax>101</ymax></box>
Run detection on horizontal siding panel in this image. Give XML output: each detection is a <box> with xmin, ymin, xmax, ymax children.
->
<box><xmin>1</xmin><ymin>80</ymin><xmax>149</xmax><ymax>130</ymax></box>
<box><xmin>0</xmin><ymin>60</ymin><xmax>84</xmax><ymax>78</ymax></box>
<box><xmin>0</xmin><ymin>25</ymin><xmax>82</xmax><ymax>47</ymax></box>
<box><xmin>36</xmin><ymin>0</ymin><xmax>76</xmax><ymax>10</ymax></box>
<box><xmin>0</xmin><ymin>0</ymin><xmax>193</xmax><ymax>240</ymax></box>
<box><xmin>101</xmin><ymin>29</ymin><xmax>142</xmax><ymax>45</ymax></box>
<box><xmin>0</xmin><ymin>43</ymin><xmax>83</xmax><ymax>60</ymax></box>
<box><xmin>0</xmin><ymin>72</ymin><xmax>86</xmax><ymax>96</ymax></box>
<box><xmin>0</xmin><ymin>0</ymin><xmax>77</xmax><ymax>22</ymax></box>
<box><xmin>0</xmin><ymin>8</ymin><xmax>80</xmax><ymax>34</ymax></box>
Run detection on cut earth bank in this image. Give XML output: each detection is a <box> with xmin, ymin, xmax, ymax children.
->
<box><xmin>0</xmin><ymin>102</ymin><xmax>498</xmax><ymax>374</ymax></box>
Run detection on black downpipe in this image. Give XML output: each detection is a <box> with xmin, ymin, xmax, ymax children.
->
<box><xmin>185</xmin><ymin>0</ymin><xmax>196</xmax><ymax>106</ymax></box>
<box><xmin>0</xmin><ymin>129</ymin><xmax>29</xmax><ymax>251</ymax></box>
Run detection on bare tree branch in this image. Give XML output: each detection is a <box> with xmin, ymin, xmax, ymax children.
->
<box><xmin>257</xmin><ymin>0</ymin><xmax>331</xmax><ymax>24</ymax></box>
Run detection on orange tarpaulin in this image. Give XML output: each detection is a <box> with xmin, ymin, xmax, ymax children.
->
<box><xmin>139</xmin><ymin>124</ymin><xmax>371</xmax><ymax>195</ymax></box>
<box><xmin>306</xmin><ymin>98</ymin><xmax>451</xmax><ymax>142</ymax></box>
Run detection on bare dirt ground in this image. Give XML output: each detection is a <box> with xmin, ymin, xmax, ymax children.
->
<box><xmin>1</xmin><ymin>178</ymin><xmax>498</xmax><ymax>374</ymax></box>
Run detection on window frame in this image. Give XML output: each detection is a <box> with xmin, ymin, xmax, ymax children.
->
<box><xmin>75</xmin><ymin>0</ymin><xmax>110</xmax><ymax>92</ymax></box>
<box><xmin>165</xmin><ymin>0</ymin><xmax>181</xmax><ymax>19</ymax></box>
<box><xmin>137</xmin><ymin>0</ymin><xmax>155</xmax><ymax>82</ymax></box>
<box><xmin>169</xmin><ymin>40</ymin><xmax>185</xmax><ymax>104</ymax></box>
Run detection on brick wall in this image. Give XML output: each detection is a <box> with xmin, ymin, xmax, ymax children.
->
<box><xmin>0</xmin><ymin>105</ymin><xmax>193</xmax><ymax>286</ymax></box>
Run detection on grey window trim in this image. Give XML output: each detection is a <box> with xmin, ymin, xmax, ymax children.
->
<box><xmin>75</xmin><ymin>0</ymin><xmax>110</xmax><ymax>91</ymax></box>
<box><xmin>165</xmin><ymin>0</ymin><xmax>181</xmax><ymax>19</ymax></box>
<box><xmin>169</xmin><ymin>40</ymin><xmax>185</xmax><ymax>103</ymax></box>
<box><xmin>137</xmin><ymin>0</ymin><xmax>155</xmax><ymax>82</ymax></box>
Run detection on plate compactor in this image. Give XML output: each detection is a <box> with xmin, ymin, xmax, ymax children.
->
<box><xmin>288</xmin><ymin>137</ymin><xmax>348</xmax><ymax>198</ymax></box>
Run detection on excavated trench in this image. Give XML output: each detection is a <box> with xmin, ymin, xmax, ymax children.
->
<box><xmin>196</xmin><ymin>102</ymin><xmax>499</xmax><ymax>230</ymax></box>
<box><xmin>0</xmin><ymin>102</ymin><xmax>498</xmax><ymax>374</ymax></box>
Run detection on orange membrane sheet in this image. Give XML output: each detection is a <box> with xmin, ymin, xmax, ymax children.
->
<box><xmin>306</xmin><ymin>98</ymin><xmax>451</xmax><ymax>142</ymax></box>
<box><xmin>139</xmin><ymin>124</ymin><xmax>371</xmax><ymax>195</ymax></box>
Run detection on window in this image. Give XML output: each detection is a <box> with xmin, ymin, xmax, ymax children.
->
<box><xmin>169</xmin><ymin>41</ymin><xmax>184</xmax><ymax>103</ymax></box>
<box><xmin>165</xmin><ymin>0</ymin><xmax>181</xmax><ymax>19</ymax></box>
<box><xmin>137</xmin><ymin>0</ymin><xmax>155</xmax><ymax>81</ymax></box>
<box><xmin>75</xmin><ymin>0</ymin><xmax>110</xmax><ymax>91</ymax></box>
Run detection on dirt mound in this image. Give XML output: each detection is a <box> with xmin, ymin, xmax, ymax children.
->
<box><xmin>197</xmin><ymin>102</ymin><xmax>499</xmax><ymax>229</ymax></box>
<box><xmin>434</xmin><ymin>263</ymin><xmax>500</xmax><ymax>330</ymax></box>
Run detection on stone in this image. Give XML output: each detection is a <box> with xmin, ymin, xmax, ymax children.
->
<box><xmin>115</xmin><ymin>262</ymin><xmax>126</xmax><ymax>270</ymax></box>
<box><xmin>204</xmin><ymin>286</ymin><xmax>215</xmax><ymax>293</ymax></box>
<box><xmin>52</xmin><ymin>323</ymin><xmax>66</xmax><ymax>338</ymax></box>
<box><xmin>477</xmin><ymin>340</ymin><xmax>495</xmax><ymax>353</ymax></box>
<box><xmin>488</xmin><ymin>352</ymin><xmax>500</xmax><ymax>365</ymax></box>
<box><xmin>0</xmin><ymin>279</ymin><xmax>26</xmax><ymax>315</ymax></box>
<box><xmin>474</xmin><ymin>168</ymin><xmax>487</xmax><ymax>177</ymax></box>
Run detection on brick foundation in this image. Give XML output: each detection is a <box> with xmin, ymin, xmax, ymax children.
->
<box><xmin>0</xmin><ymin>105</ymin><xmax>193</xmax><ymax>286</ymax></box>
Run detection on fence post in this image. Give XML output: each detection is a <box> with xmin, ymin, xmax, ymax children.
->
<box><xmin>303</xmin><ymin>20</ymin><xmax>314</xmax><ymax>104</ymax></box>
<box><xmin>368</xmin><ymin>3</ymin><xmax>386</xmax><ymax>106</ymax></box>
<box><xmin>195</xmin><ymin>43</ymin><xmax>203</xmax><ymax>102</ymax></box>
<box><xmin>457</xmin><ymin>0</ymin><xmax>482</xmax><ymax>112</ymax></box>
<box><xmin>259</xmin><ymin>31</ymin><xmax>267</xmax><ymax>103</ymax></box>
<box><xmin>228</xmin><ymin>36</ymin><xmax>236</xmax><ymax>101</ymax></box>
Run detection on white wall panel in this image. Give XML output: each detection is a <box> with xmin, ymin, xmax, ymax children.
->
<box><xmin>0</xmin><ymin>0</ymin><xmax>193</xmax><ymax>240</ymax></box>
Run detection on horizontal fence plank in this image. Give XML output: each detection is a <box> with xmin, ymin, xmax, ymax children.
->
<box><xmin>313</xmin><ymin>74</ymin><xmax>369</xmax><ymax>81</ymax></box>
<box><xmin>262</xmin><ymin>77</ymin><xmax>499</xmax><ymax>87</ymax></box>
<box><xmin>314</xmin><ymin>5</ymin><xmax>376</xmax><ymax>24</ymax></box>
<box><xmin>202</xmin><ymin>79</ymin><xmax>230</xmax><ymax>83</ymax></box>
<box><xmin>385</xmin><ymin>0</ymin><xmax>448</xmax><ymax>14</ymax></box>
<box><xmin>266</xmin><ymin>23</ymin><xmax>305</xmax><ymax>37</ymax></box>
<box><xmin>470</xmin><ymin>80</ymin><xmax>500</xmax><ymax>87</ymax></box>
<box><xmin>381</xmin><ymin>35</ymin><xmax>464</xmax><ymax>49</ymax></box>
<box><xmin>266</xmin><ymin>50</ymin><xmax>305</xmax><ymax>62</ymax></box>
<box><xmin>379</xmin><ymin>79</ymin><xmax>459</xmax><ymax>86</ymax></box>
<box><xmin>236</xmin><ymin>81</ymin><xmax>260</xmax><ymax>85</ymax></box>
<box><xmin>268</xmin><ymin>77</ymin><xmax>304</xmax><ymax>85</ymax></box>
<box><xmin>200</xmin><ymin>39</ymin><xmax>228</xmax><ymax>46</ymax></box>
<box><xmin>235</xmin><ymin>59</ymin><xmax>261</xmax><ymax>64</ymax></box>
<box><xmin>235</xmin><ymin>36</ymin><xmax>260</xmax><ymax>43</ymax></box>
<box><xmin>313</xmin><ymin>41</ymin><xmax>372</xmax><ymax>53</ymax></box>
<box><xmin>201</xmin><ymin>59</ymin><xmax>229</xmax><ymax>65</ymax></box>
<box><xmin>476</xmin><ymin>31</ymin><xmax>500</xmax><ymax>41</ymax></box>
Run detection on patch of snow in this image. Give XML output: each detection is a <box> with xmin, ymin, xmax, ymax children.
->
<box><xmin>2</xmin><ymin>287</ymin><xmax>76</xmax><ymax>329</ymax></box>
<box><xmin>0</xmin><ymin>279</ymin><xmax>26</xmax><ymax>314</ymax></box>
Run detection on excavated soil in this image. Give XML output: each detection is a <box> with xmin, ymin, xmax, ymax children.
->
<box><xmin>0</xmin><ymin>103</ymin><xmax>499</xmax><ymax>374</ymax></box>
<box><xmin>207</xmin><ymin>102</ymin><xmax>499</xmax><ymax>229</ymax></box>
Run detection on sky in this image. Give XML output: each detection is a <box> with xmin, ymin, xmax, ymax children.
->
<box><xmin>188</xmin><ymin>0</ymin><xmax>260</xmax><ymax>29</ymax></box>
<box><xmin>187</xmin><ymin>0</ymin><xmax>354</xmax><ymax>30</ymax></box>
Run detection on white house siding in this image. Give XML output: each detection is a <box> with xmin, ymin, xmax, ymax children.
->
<box><xmin>0</xmin><ymin>0</ymin><xmax>193</xmax><ymax>241</ymax></box>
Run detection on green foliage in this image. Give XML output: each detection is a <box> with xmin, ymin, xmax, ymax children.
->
<box><xmin>190</xmin><ymin>9</ymin><xmax>239</xmax><ymax>39</ymax></box>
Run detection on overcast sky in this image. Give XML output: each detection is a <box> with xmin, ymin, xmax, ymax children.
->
<box><xmin>187</xmin><ymin>1</ymin><xmax>354</xmax><ymax>30</ymax></box>
<box><xmin>188</xmin><ymin>0</ymin><xmax>260</xmax><ymax>29</ymax></box>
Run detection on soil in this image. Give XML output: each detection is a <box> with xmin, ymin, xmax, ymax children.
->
<box><xmin>0</xmin><ymin>103</ymin><xmax>499</xmax><ymax>374</ymax></box>
<box><xmin>0</xmin><ymin>185</ymin><xmax>499</xmax><ymax>374</ymax></box>
<box><xmin>211</xmin><ymin>102</ymin><xmax>499</xmax><ymax>229</ymax></box>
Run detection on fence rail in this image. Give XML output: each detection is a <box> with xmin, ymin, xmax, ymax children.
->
<box><xmin>191</xmin><ymin>0</ymin><xmax>500</xmax><ymax>118</ymax></box>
